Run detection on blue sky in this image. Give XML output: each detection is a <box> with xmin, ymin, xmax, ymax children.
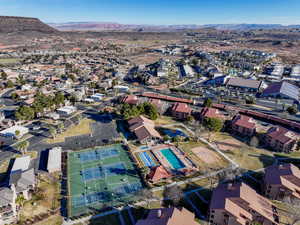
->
<box><xmin>0</xmin><ymin>0</ymin><xmax>300</xmax><ymax>25</ymax></box>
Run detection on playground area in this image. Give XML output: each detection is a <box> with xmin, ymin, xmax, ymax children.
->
<box><xmin>67</xmin><ymin>144</ymin><xmax>143</xmax><ymax>217</ymax></box>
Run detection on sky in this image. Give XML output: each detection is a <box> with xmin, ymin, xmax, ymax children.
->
<box><xmin>0</xmin><ymin>0</ymin><xmax>300</xmax><ymax>25</ymax></box>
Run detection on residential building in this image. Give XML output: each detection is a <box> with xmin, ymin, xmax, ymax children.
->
<box><xmin>0</xmin><ymin>188</ymin><xmax>17</xmax><ymax>225</ymax></box>
<box><xmin>47</xmin><ymin>147</ymin><xmax>62</xmax><ymax>173</ymax></box>
<box><xmin>261</xmin><ymin>81</ymin><xmax>299</xmax><ymax>102</ymax></box>
<box><xmin>199</xmin><ymin>107</ymin><xmax>223</xmax><ymax>120</ymax></box>
<box><xmin>90</xmin><ymin>93</ymin><xmax>105</xmax><ymax>102</ymax></box>
<box><xmin>209</xmin><ymin>182</ymin><xmax>279</xmax><ymax>225</ymax></box>
<box><xmin>120</xmin><ymin>95</ymin><xmax>139</xmax><ymax>105</ymax></box>
<box><xmin>128</xmin><ymin>115</ymin><xmax>162</xmax><ymax>144</ymax></box>
<box><xmin>231</xmin><ymin>114</ymin><xmax>256</xmax><ymax>136</ymax></box>
<box><xmin>171</xmin><ymin>102</ymin><xmax>192</xmax><ymax>120</ymax></box>
<box><xmin>264</xmin><ymin>163</ymin><xmax>300</xmax><ymax>200</ymax></box>
<box><xmin>0</xmin><ymin>125</ymin><xmax>29</xmax><ymax>139</ymax></box>
<box><xmin>264</xmin><ymin>126</ymin><xmax>298</xmax><ymax>152</ymax></box>
<box><xmin>9</xmin><ymin>156</ymin><xmax>36</xmax><ymax>200</ymax></box>
<box><xmin>226</xmin><ymin>77</ymin><xmax>263</xmax><ymax>92</ymax></box>
<box><xmin>57</xmin><ymin>106</ymin><xmax>77</xmax><ymax>116</ymax></box>
<box><xmin>135</xmin><ymin>207</ymin><xmax>199</xmax><ymax>225</ymax></box>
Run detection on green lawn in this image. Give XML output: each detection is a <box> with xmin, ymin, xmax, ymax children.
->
<box><xmin>0</xmin><ymin>58</ymin><xmax>20</xmax><ymax>64</ymax></box>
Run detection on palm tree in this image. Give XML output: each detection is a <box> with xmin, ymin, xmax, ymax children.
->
<box><xmin>57</xmin><ymin>123</ymin><xmax>64</xmax><ymax>134</ymax></box>
<box><xmin>49</xmin><ymin>126</ymin><xmax>57</xmax><ymax>139</ymax></box>
<box><xmin>15</xmin><ymin>194</ymin><xmax>26</xmax><ymax>207</ymax></box>
<box><xmin>16</xmin><ymin>140</ymin><xmax>29</xmax><ymax>155</ymax></box>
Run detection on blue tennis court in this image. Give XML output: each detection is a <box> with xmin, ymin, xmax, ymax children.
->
<box><xmin>103</xmin><ymin>163</ymin><xmax>126</xmax><ymax>176</ymax></box>
<box><xmin>139</xmin><ymin>151</ymin><xmax>156</xmax><ymax>167</ymax></box>
<box><xmin>78</xmin><ymin>147</ymin><xmax>119</xmax><ymax>163</ymax></box>
<box><xmin>82</xmin><ymin>167</ymin><xmax>103</xmax><ymax>181</ymax></box>
<box><xmin>114</xmin><ymin>182</ymin><xmax>143</xmax><ymax>196</ymax></box>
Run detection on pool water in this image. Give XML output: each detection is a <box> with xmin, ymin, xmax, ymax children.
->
<box><xmin>160</xmin><ymin>148</ymin><xmax>185</xmax><ymax>170</ymax></box>
<box><xmin>162</xmin><ymin>129</ymin><xmax>187</xmax><ymax>138</ymax></box>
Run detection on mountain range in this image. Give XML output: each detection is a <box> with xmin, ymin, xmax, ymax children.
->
<box><xmin>48</xmin><ymin>22</ymin><xmax>300</xmax><ymax>31</ymax></box>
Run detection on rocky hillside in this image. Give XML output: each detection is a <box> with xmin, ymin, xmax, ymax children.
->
<box><xmin>0</xmin><ymin>16</ymin><xmax>58</xmax><ymax>33</ymax></box>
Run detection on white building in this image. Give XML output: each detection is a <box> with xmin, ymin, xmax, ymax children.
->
<box><xmin>0</xmin><ymin>125</ymin><xmax>29</xmax><ymax>139</ymax></box>
<box><xmin>57</xmin><ymin>106</ymin><xmax>77</xmax><ymax>116</ymax></box>
<box><xmin>11</xmin><ymin>156</ymin><xmax>31</xmax><ymax>174</ymax></box>
<box><xmin>113</xmin><ymin>85</ymin><xmax>129</xmax><ymax>93</ymax></box>
<box><xmin>290</xmin><ymin>65</ymin><xmax>300</xmax><ymax>80</ymax></box>
<box><xmin>47</xmin><ymin>147</ymin><xmax>62</xmax><ymax>173</ymax></box>
<box><xmin>90</xmin><ymin>93</ymin><xmax>105</xmax><ymax>102</ymax></box>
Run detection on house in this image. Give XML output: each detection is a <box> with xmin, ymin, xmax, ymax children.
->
<box><xmin>171</xmin><ymin>102</ymin><xmax>192</xmax><ymax>120</ymax></box>
<box><xmin>263</xmin><ymin>163</ymin><xmax>300</xmax><ymax>200</ymax></box>
<box><xmin>0</xmin><ymin>188</ymin><xmax>17</xmax><ymax>225</ymax></box>
<box><xmin>47</xmin><ymin>147</ymin><xmax>62</xmax><ymax>173</ymax></box>
<box><xmin>0</xmin><ymin>125</ymin><xmax>29</xmax><ymax>139</ymax></box>
<box><xmin>209</xmin><ymin>182</ymin><xmax>279</xmax><ymax>225</ymax></box>
<box><xmin>128</xmin><ymin>116</ymin><xmax>162</xmax><ymax>144</ymax></box>
<box><xmin>57</xmin><ymin>106</ymin><xmax>77</xmax><ymax>116</ymax></box>
<box><xmin>226</xmin><ymin>77</ymin><xmax>263</xmax><ymax>92</ymax></box>
<box><xmin>203</xmin><ymin>75</ymin><xmax>230</xmax><ymax>86</ymax></box>
<box><xmin>90</xmin><ymin>93</ymin><xmax>104</xmax><ymax>102</ymax></box>
<box><xmin>231</xmin><ymin>114</ymin><xmax>256</xmax><ymax>136</ymax></box>
<box><xmin>261</xmin><ymin>81</ymin><xmax>299</xmax><ymax>102</ymax></box>
<box><xmin>135</xmin><ymin>207</ymin><xmax>199</xmax><ymax>225</ymax></box>
<box><xmin>147</xmin><ymin>165</ymin><xmax>172</xmax><ymax>183</ymax></box>
<box><xmin>9</xmin><ymin>156</ymin><xmax>36</xmax><ymax>200</ymax></box>
<box><xmin>121</xmin><ymin>95</ymin><xmax>139</xmax><ymax>105</ymax></box>
<box><xmin>113</xmin><ymin>85</ymin><xmax>129</xmax><ymax>93</ymax></box>
<box><xmin>264</xmin><ymin>126</ymin><xmax>298</xmax><ymax>152</ymax></box>
<box><xmin>199</xmin><ymin>107</ymin><xmax>223</xmax><ymax>120</ymax></box>
<box><xmin>46</xmin><ymin>112</ymin><xmax>60</xmax><ymax>120</ymax></box>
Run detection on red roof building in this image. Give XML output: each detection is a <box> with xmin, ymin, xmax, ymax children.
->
<box><xmin>264</xmin><ymin>126</ymin><xmax>298</xmax><ymax>152</ymax></box>
<box><xmin>147</xmin><ymin>165</ymin><xmax>172</xmax><ymax>183</ymax></box>
<box><xmin>128</xmin><ymin>116</ymin><xmax>162</xmax><ymax>144</ymax></box>
<box><xmin>135</xmin><ymin>207</ymin><xmax>199</xmax><ymax>225</ymax></box>
<box><xmin>171</xmin><ymin>102</ymin><xmax>192</xmax><ymax>120</ymax></box>
<box><xmin>264</xmin><ymin>163</ymin><xmax>300</xmax><ymax>200</ymax></box>
<box><xmin>231</xmin><ymin>114</ymin><xmax>256</xmax><ymax>136</ymax></box>
<box><xmin>209</xmin><ymin>182</ymin><xmax>279</xmax><ymax>225</ymax></box>
<box><xmin>199</xmin><ymin>107</ymin><xmax>223</xmax><ymax>120</ymax></box>
<box><xmin>120</xmin><ymin>95</ymin><xmax>139</xmax><ymax>105</ymax></box>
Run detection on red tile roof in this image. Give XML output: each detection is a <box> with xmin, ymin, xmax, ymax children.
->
<box><xmin>147</xmin><ymin>165</ymin><xmax>172</xmax><ymax>183</ymax></box>
<box><xmin>121</xmin><ymin>95</ymin><xmax>138</xmax><ymax>105</ymax></box>
<box><xmin>232</xmin><ymin>114</ymin><xmax>256</xmax><ymax>129</ymax></box>
<box><xmin>141</xmin><ymin>92</ymin><xmax>193</xmax><ymax>104</ymax></box>
<box><xmin>171</xmin><ymin>102</ymin><xmax>192</xmax><ymax>114</ymax></box>
<box><xmin>199</xmin><ymin>107</ymin><xmax>223</xmax><ymax>119</ymax></box>
<box><xmin>266</xmin><ymin>126</ymin><xmax>297</xmax><ymax>144</ymax></box>
<box><xmin>135</xmin><ymin>207</ymin><xmax>199</xmax><ymax>225</ymax></box>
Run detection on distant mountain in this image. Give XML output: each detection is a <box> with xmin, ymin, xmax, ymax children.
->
<box><xmin>0</xmin><ymin>16</ymin><xmax>58</xmax><ymax>33</ymax></box>
<box><xmin>48</xmin><ymin>22</ymin><xmax>300</xmax><ymax>31</ymax></box>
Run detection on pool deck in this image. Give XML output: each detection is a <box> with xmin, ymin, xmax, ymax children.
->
<box><xmin>150</xmin><ymin>144</ymin><xmax>197</xmax><ymax>172</ymax></box>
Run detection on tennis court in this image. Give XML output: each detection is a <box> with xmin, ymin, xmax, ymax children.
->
<box><xmin>139</xmin><ymin>151</ymin><xmax>156</xmax><ymax>167</ymax></box>
<box><xmin>67</xmin><ymin>144</ymin><xmax>143</xmax><ymax>217</ymax></box>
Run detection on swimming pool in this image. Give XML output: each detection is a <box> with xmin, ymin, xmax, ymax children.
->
<box><xmin>162</xmin><ymin>128</ymin><xmax>187</xmax><ymax>138</ymax></box>
<box><xmin>160</xmin><ymin>148</ymin><xmax>185</xmax><ymax>170</ymax></box>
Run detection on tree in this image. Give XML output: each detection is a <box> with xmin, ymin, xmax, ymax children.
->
<box><xmin>1</xmin><ymin>71</ymin><xmax>7</xmax><ymax>80</ymax></box>
<box><xmin>15</xmin><ymin>195</ymin><xmax>26</xmax><ymax>207</ymax></box>
<box><xmin>163</xmin><ymin>184</ymin><xmax>183</xmax><ymax>206</ymax></box>
<box><xmin>49</xmin><ymin>127</ymin><xmax>57</xmax><ymax>139</ymax></box>
<box><xmin>137</xmin><ymin>189</ymin><xmax>155</xmax><ymax>208</ymax></box>
<box><xmin>249</xmin><ymin>136</ymin><xmax>259</xmax><ymax>147</ymax></box>
<box><xmin>6</xmin><ymin>80</ymin><xmax>14</xmax><ymax>88</ymax></box>
<box><xmin>15</xmin><ymin>130</ymin><xmax>20</xmax><ymax>139</ymax></box>
<box><xmin>287</xmin><ymin>105</ymin><xmax>298</xmax><ymax>115</ymax></box>
<box><xmin>15</xmin><ymin>106</ymin><xmax>35</xmax><ymax>121</ymax></box>
<box><xmin>203</xmin><ymin>98</ymin><xmax>213</xmax><ymax>107</ymax></box>
<box><xmin>16</xmin><ymin>140</ymin><xmax>29</xmax><ymax>155</ymax></box>
<box><xmin>203</xmin><ymin>117</ymin><xmax>223</xmax><ymax>132</ymax></box>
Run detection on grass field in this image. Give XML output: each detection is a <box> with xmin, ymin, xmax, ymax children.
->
<box><xmin>0</xmin><ymin>58</ymin><xmax>20</xmax><ymax>64</ymax></box>
<box><xmin>47</xmin><ymin>118</ymin><xmax>92</xmax><ymax>144</ymax></box>
<box><xmin>67</xmin><ymin>144</ymin><xmax>143</xmax><ymax>217</ymax></box>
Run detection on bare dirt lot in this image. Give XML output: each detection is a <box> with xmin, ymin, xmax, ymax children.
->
<box><xmin>191</xmin><ymin>146</ymin><xmax>220</xmax><ymax>164</ymax></box>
